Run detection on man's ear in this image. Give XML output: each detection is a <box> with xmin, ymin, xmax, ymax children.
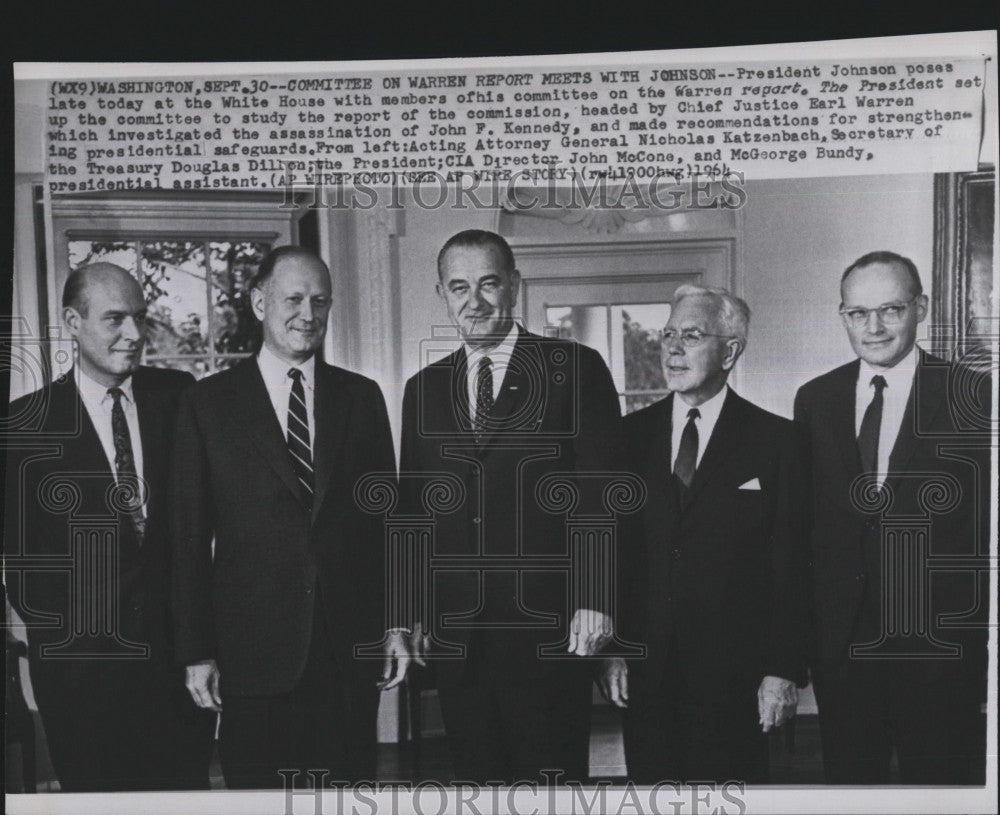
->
<box><xmin>62</xmin><ymin>306</ymin><xmax>81</xmax><ymax>336</ymax></box>
<box><xmin>914</xmin><ymin>293</ymin><xmax>929</xmax><ymax>323</ymax></box>
<box><xmin>250</xmin><ymin>286</ymin><xmax>265</xmax><ymax>321</ymax></box>
<box><xmin>435</xmin><ymin>281</ymin><xmax>445</xmax><ymax>303</ymax></box>
<box><xmin>508</xmin><ymin>268</ymin><xmax>522</xmax><ymax>307</ymax></box>
<box><xmin>722</xmin><ymin>338</ymin><xmax>744</xmax><ymax>371</ymax></box>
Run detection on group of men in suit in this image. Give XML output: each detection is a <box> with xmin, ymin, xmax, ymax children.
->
<box><xmin>3</xmin><ymin>230</ymin><xmax>989</xmax><ymax>791</ymax></box>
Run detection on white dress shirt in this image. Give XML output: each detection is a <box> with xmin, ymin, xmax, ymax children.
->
<box><xmin>257</xmin><ymin>343</ymin><xmax>316</xmax><ymax>455</ymax></box>
<box><xmin>855</xmin><ymin>345</ymin><xmax>917</xmax><ymax>487</ymax></box>
<box><xmin>464</xmin><ymin>321</ymin><xmax>519</xmax><ymax>418</ymax></box>
<box><xmin>670</xmin><ymin>385</ymin><xmax>729</xmax><ymax>472</ymax></box>
<box><xmin>76</xmin><ymin>367</ymin><xmax>146</xmax><ymax>516</ymax></box>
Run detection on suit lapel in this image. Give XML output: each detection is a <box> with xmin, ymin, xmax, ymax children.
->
<box><xmin>640</xmin><ymin>395</ymin><xmax>680</xmax><ymax>526</ymax></box>
<box><xmin>886</xmin><ymin>351</ymin><xmax>946</xmax><ymax>478</ymax></box>
<box><xmin>131</xmin><ymin>370</ymin><xmax>165</xmax><ymax>515</ymax></box>
<box><xmin>231</xmin><ymin>358</ymin><xmax>303</xmax><ymax>504</ymax></box>
<box><xmin>57</xmin><ymin>372</ymin><xmax>113</xmax><ymax>476</ymax></box>
<box><xmin>683</xmin><ymin>389</ymin><xmax>746</xmax><ymax>508</ymax></box>
<box><xmin>311</xmin><ymin>363</ymin><xmax>351</xmax><ymax>524</ymax></box>
<box><xmin>475</xmin><ymin>328</ymin><xmax>535</xmax><ymax>453</ymax></box>
<box><xmin>827</xmin><ymin>359</ymin><xmax>863</xmax><ymax>479</ymax></box>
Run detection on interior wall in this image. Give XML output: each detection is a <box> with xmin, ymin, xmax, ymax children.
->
<box><xmin>389</xmin><ymin>175</ymin><xmax>935</xmax><ymax>419</ymax></box>
<box><xmin>740</xmin><ymin>174</ymin><xmax>935</xmax><ymax>417</ymax></box>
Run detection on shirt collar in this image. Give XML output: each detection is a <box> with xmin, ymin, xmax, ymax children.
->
<box><xmin>463</xmin><ymin>321</ymin><xmax>520</xmax><ymax>366</ymax></box>
<box><xmin>76</xmin><ymin>367</ymin><xmax>135</xmax><ymax>406</ymax></box>
<box><xmin>257</xmin><ymin>342</ymin><xmax>317</xmax><ymax>390</ymax></box>
<box><xmin>858</xmin><ymin>345</ymin><xmax>918</xmax><ymax>392</ymax></box>
<box><xmin>672</xmin><ymin>382</ymin><xmax>729</xmax><ymax>429</ymax></box>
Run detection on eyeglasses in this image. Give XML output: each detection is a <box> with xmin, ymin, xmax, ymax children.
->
<box><xmin>839</xmin><ymin>298</ymin><xmax>917</xmax><ymax>328</ymax></box>
<box><xmin>660</xmin><ymin>328</ymin><xmax>736</xmax><ymax>348</ymax></box>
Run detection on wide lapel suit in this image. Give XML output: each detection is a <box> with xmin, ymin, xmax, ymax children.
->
<box><xmin>620</xmin><ymin>389</ymin><xmax>810</xmax><ymax>784</ymax></box>
<box><xmin>794</xmin><ymin>349</ymin><xmax>990</xmax><ymax>784</ymax></box>
<box><xmin>4</xmin><ymin>366</ymin><xmax>214</xmax><ymax>791</ymax></box>
<box><xmin>398</xmin><ymin>326</ymin><xmax>624</xmax><ymax>781</ymax></box>
<box><xmin>171</xmin><ymin>355</ymin><xmax>395</xmax><ymax>697</ymax></box>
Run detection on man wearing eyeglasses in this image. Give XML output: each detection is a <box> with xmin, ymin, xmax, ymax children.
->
<box><xmin>601</xmin><ymin>284</ymin><xmax>811</xmax><ymax>784</ymax></box>
<box><xmin>794</xmin><ymin>251</ymin><xmax>989</xmax><ymax>784</ymax></box>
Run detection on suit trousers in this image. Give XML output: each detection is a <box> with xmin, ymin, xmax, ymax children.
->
<box><xmin>813</xmin><ymin>656</ymin><xmax>985</xmax><ymax>784</ymax></box>
<box><xmin>31</xmin><ymin>657</ymin><xmax>215</xmax><ymax>792</ymax></box>
<box><xmin>623</xmin><ymin>651</ymin><xmax>768</xmax><ymax>785</ymax></box>
<box><xmin>435</xmin><ymin>628</ymin><xmax>593</xmax><ymax>784</ymax></box>
<box><xmin>219</xmin><ymin>587</ymin><xmax>379</xmax><ymax>789</ymax></box>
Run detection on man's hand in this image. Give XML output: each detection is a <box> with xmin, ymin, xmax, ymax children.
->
<box><xmin>377</xmin><ymin>629</ymin><xmax>412</xmax><ymax>691</ymax></box>
<box><xmin>409</xmin><ymin>621</ymin><xmax>429</xmax><ymax>668</ymax></box>
<box><xmin>596</xmin><ymin>657</ymin><xmax>629</xmax><ymax>708</ymax></box>
<box><xmin>758</xmin><ymin>675</ymin><xmax>798</xmax><ymax>732</ymax></box>
<box><xmin>567</xmin><ymin>608</ymin><xmax>614</xmax><ymax>656</ymax></box>
<box><xmin>185</xmin><ymin>659</ymin><xmax>222</xmax><ymax>712</ymax></box>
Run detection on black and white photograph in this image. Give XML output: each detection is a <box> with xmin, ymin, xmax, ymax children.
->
<box><xmin>3</xmin><ymin>23</ymin><xmax>997</xmax><ymax>815</ymax></box>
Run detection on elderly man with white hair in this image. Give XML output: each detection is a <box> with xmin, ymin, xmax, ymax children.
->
<box><xmin>600</xmin><ymin>284</ymin><xmax>811</xmax><ymax>784</ymax></box>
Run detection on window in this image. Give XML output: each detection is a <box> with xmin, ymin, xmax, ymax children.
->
<box><xmin>49</xmin><ymin>192</ymin><xmax>306</xmax><ymax>379</ymax></box>
<box><xmin>68</xmin><ymin>239</ymin><xmax>269</xmax><ymax>377</ymax></box>
<box><xmin>546</xmin><ymin>303</ymin><xmax>671</xmax><ymax>413</ymax></box>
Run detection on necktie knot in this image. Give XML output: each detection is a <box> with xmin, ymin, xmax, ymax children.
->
<box><xmin>288</xmin><ymin>367</ymin><xmax>303</xmax><ymax>382</ymax></box>
<box><xmin>871</xmin><ymin>374</ymin><xmax>887</xmax><ymax>393</ymax></box>
<box><xmin>107</xmin><ymin>386</ymin><xmax>124</xmax><ymax>404</ymax></box>
<box><xmin>687</xmin><ymin>408</ymin><xmax>701</xmax><ymax>422</ymax></box>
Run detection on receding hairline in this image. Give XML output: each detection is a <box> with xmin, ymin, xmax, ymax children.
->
<box><xmin>436</xmin><ymin>230</ymin><xmax>517</xmax><ymax>281</ymax></box>
<box><xmin>62</xmin><ymin>262</ymin><xmax>140</xmax><ymax>314</ymax></box>
<box><xmin>840</xmin><ymin>252</ymin><xmax>923</xmax><ymax>300</ymax></box>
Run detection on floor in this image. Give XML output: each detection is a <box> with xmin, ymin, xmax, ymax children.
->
<box><xmin>204</xmin><ymin>708</ymin><xmax>829</xmax><ymax>787</ymax></box>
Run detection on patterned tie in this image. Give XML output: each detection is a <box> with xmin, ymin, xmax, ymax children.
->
<box><xmin>857</xmin><ymin>374</ymin><xmax>887</xmax><ymax>476</ymax></box>
<box><xmin>108</xmin><ymin>387</ymin><xmax>146</xmax><ymax>544</ymax></box>
<box><xmin>673</xmin><ymin>407</ymin><xmax>701</xmax><ymax>489</ymax></box>
<box><xmin>474</xmin><ymin>356</ymin><xmax>494</xmax><ymax>443</ymax></box>
<box><xmin>286</xmin><ymin>368</ymin><xmax>314</xmax><ymax>506</ymax></box>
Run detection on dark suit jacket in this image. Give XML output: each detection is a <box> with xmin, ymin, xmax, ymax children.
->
<box><xmin>620</xmin><ymin>390</ymin><xmax>811</xmax><ymax>698</ymax></box>
<box><xmin>398</xmin><ymin>328</ymin><xmax>623</xmax><ymax>663</ymax></box>
<box><xmin>794</xmin><ymin>352</ymin><xmax>991</xmax><ymax>676</ymax></box>
<box><xmin>170</xmin><ymin>356</ymin><xmax>395</xmax><ymax>697</ymax></box>
<box><xmin>4</xmin><ymin>366</ymin><xmax>194</xmax><ymax>687</ymax></box>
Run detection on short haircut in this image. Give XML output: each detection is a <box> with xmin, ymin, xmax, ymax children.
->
<box><xmin>673</xmin><ymin>283</ymin><xmax>751</xmax><ymax>343</ymax></box>
<box><xmin>62</xmin><ymin>266</ymin><xmax>91</xmax><ymax>314</ymax></box>
<box><xmin>437</xmin><ymin>229</ymin><xmax>516</xmax><ymax>280</ymax></box>
<box><xmin>841</xmin><ymin>251</ymin><xmax>923</xmax><ymax>298</ymax></box>
<box><xmin>253</xmin><ymin>245</ymin><xmax>328</xmax><ymax>289</ymax></box>
<box><xmin>62</xmin><ymin>262</ymin><xmax>135</xmax><ymax>317</ymax></box>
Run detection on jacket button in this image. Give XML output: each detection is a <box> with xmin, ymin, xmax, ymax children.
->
<box><xmin>671</xmin><ymin>548</ymin><xmax>681</xmax><ymax>558</ymax></box>
<box><xmin>855</xmin><ymin>573</ymin><xmax>865</xmax><ymax>581</ymax></box>
<box><xmin>472</xmin><ymin>517</ymin><xmax>481</xmax><ymax>525</ymax></box>
<box><xmin>305</xmin><ymin>586</ymin><xmax>313</xmax><ymax>594</ymax></box>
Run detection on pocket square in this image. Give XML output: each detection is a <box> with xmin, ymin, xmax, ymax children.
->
<box><xmin>738</xmin><ymin>478</ymin><xmax>762</xmax><ymax>490</ymax></box>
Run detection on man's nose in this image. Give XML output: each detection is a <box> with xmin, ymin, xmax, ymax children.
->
<box><xmin>120</xmin><ymin>316</ymin><xmax>142</xmax><ymax>340</ymax></box>
<box><xmin>299</xmin><ymin>300</ymin><xmax>315</xmax><ymax>321</ymax></box>
<box><xmin>864</xmin><ymin>309</ymin><xmax>886</xmax><ymax>332</ymax></box>
<box><xmin>664</xmin><ymin>334</ymin><xmax>685</xmax><ymax>353</ymax></box>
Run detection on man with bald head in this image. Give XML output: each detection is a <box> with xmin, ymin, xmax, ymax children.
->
<box><xmin>795</xmin><ymin>251</ymin><xmax>990</xmax><ymax>783</ymax></box>
<box><xmin>171</xmin><ymin>246</ymin><xmax>404</xmax><ymax>788</ymax></box>
<box><xmin>4</xmin><ymin>263</ymin><xmax>214</xmax><ymax>790</ymax></box>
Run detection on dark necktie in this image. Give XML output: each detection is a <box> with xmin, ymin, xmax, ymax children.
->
<box><xmin>857</xmin><ymin>374</ymin><xmax>887</xmax><ymax>476</ymax></box>
<box><xmin>108</xmin><ymin>387</ymin><xmax>146</xmax><ymax>543</ymax></box>
<box><xmin>474</xmin><ymin>356</ymin><xmax>494</xmax><ymax>443</ymax></box>
<box><xmin>286</xmin><ymin>368</ymin><xmax>314</xmax><ymax>506</ymax></box>
<box><xmin>673</xmin><ymin>407</ymin><xmax>700</xmax><ymax>489</ymax></box>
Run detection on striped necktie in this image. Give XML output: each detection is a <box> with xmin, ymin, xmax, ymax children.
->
<box><xmin>286</xmin><ymin>368</ymin><xmax>314</xmax><ymax>506</ymax></box>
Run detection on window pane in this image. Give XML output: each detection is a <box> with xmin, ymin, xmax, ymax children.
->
<box><xmin>140</xmin><ymin>241</ymin><xmax>209</xmax><ymax>358</ymax></box>
<box><xmin>620</xmin><ymin>304</ymin><xmax>671</xmax><ymax>414</ymax></box>
<box><xmin>68</xmin><ymin>241</ymin><xmax>137</xmax><ymax>273</ymax></box>
<box><xmin>545</xmin><ymin>305</ymin><xmax>609</xmax><ymax>357</ymax></box>
<box><xmin>210</xmin><ymin>241</ymin><xmax>268</xmax><ymax>354</ymax></box>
